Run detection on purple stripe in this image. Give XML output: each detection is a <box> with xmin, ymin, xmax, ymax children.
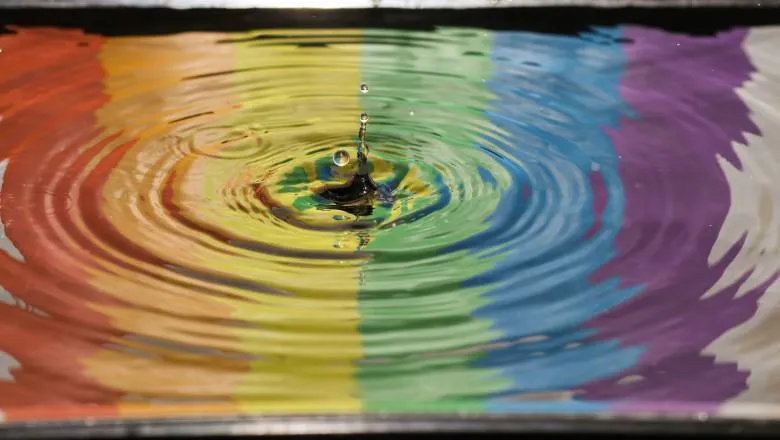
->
<box><xmin>580</xmin><ymin>27</ymin><xmax>773</xmax><ymax>409</ymax></box>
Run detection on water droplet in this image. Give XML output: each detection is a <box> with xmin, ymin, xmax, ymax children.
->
<box><xmin>409</xmin><ymin>110</ymin><xmax>415</xmax><ymax>116</ymax></box>
<box><xmin>332</xmin><ymin>149</ymin><xmax>350</xmax><ymax>167</ymax></box>
<box><xmin>360</xmin><ymin>83</ymin><xmax>368</xmax><ymax>94</ymax></box>
<box><xmin>360</xmin><ymin>112</ymin><xmax>369</xmax><ymax>123</ymax></box>
<box><xmin>591</xmin><ymin>162</ymin><xmax>600</xmax><ymax>172</ymax></box>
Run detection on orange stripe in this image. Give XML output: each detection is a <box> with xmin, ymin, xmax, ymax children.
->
<box><xmin>85</xmin><ymin>33</ymin><xmax>247</xmax><ymax>411</ymax></box>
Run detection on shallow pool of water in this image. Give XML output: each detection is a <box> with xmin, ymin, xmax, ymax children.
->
<box><xmin>1</xmin><ymin>18</ymin><xmax>780</xmax><ymax>424</ymax></box>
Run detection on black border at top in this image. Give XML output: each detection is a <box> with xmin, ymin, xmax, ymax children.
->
<box><xmin>2</xmin><ymin>7</ymin><xmax>780</xmax><ymax>36</ymax></box>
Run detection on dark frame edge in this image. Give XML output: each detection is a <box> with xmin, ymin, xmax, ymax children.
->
<box><xmin>2</xmin><ymin>414</ymin><xmax>780</xmax><ymax>439</ymax></box>
<box><xmin>3</xmin><ymin>6</ymin><xmax>780</xmax><ymax>36</ymax></box>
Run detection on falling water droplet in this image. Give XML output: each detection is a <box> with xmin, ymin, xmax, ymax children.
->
<box><xmin>360</xmin><ymin>83</ymin><xmax>368</xmax><ymax>94</ymax></box>
<box><xmin>333</xmin><ymin>149</ymin><xmax>350</xmax><ymax>167</ymax></box>
<box><xmin>360</xmin><ymin>112</ymin><xmax>369</xmax><ymax>123</ymax></box>
<box><xmin>409</xmin><ymin>110</ymin><xmax>415</xmax><ymax>116</ymax></box>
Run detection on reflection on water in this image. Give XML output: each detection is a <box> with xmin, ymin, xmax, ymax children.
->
<box><xmin>0</xmin><ymin>23</ymin><xmax>779</xmax><ymax>421</ymax></box>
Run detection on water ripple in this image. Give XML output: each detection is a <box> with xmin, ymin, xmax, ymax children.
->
<box><xmin>1</xmin><ymin>24</ymin><xmax>779</xmax><ymax>418</ymax></box>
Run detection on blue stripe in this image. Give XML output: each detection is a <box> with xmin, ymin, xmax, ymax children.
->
<box><xmin>453</xmin><ymin>27</ymin><xmax>647</xmax><ymax>409</ymax></box>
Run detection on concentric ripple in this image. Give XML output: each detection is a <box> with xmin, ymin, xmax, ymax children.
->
<box><xmin>2</xmin><ymin>23</ymin><xmax>780</xmax><ymax>420</ymax></box>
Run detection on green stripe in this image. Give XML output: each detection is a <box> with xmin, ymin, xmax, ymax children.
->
<box><xmin>357</xmin><ymin>28</ymin><xmax>510</xmax><ymax>412</ymax></box>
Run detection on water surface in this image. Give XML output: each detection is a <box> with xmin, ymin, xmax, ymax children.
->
<box><xmin>1</xmin><ymin>23</ymin><xmax>780</xmax><ymax>421</ymax></box>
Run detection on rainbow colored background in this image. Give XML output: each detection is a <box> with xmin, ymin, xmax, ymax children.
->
<box><xmin>1</xmin><ymin>24</ymin><xmax>780</xmax><ymax>422</ymax></box>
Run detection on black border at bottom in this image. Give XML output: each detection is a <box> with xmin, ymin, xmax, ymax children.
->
<box><xmin>1</xmin><ymin>414</ymin><xmax>780</xmax><ymax>439</ymax></box>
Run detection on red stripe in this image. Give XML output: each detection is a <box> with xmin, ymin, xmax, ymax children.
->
<box><xmin>0</xmin><ymin>28</ymin><xmax>123</xmax><ymax>419</ymax></box>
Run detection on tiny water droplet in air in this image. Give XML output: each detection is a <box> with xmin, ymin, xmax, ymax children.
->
<box><xmin>591</xmin><ymin>163</ymin><xmax>600</xmax><ymax>172</ymax></box>
<box><xmin>360</xmin><ymin>83</ymin><xmax>368</xmax><ymax>94</ymax></box>
<box><xmin>360</xmin><ymin>112</ymin><xmax>369</xmax><ymax>123</ymax></box>
<box><xmin>333</xmin><ymin>149</ymin><xmax>350</xmax><ymax>167</ymax></box>
<box><xmin>676</xmin><ymin>42</ymin><xmax>681</xmax><ymax>46</ymax></box>
<box><xmin>409</xmin><ymin>110</ymin><xmax>415</xmax><ymax>116</ymax></box>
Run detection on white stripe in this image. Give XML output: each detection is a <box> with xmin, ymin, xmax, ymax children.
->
<box><xmin>0</xmin><ymin>159</ymin><xmax>24</xmax><ymax>262</ymax></box>
<box><xmin>0</xmin><ymin>160</ymin><xmax>48</xmax><ymax>316</ymax></box>
<box><xmin>0</xmin><ymin>158</ymin><xmax>33</xmax><ymax>315</ymax></box>
<box><xmin>0</xmin><ymin>287</ymin><xmax>16</xmax><ymax>307</ymax></box>
<box><xmin>704</xmin><ymin>26</ymin><xmax>780</xmax><ymax>411</ymax></box>
<box><xmin>0</xmin><ymin>351</ymin><xmax>20</xmax><ymax>383</ymax></box>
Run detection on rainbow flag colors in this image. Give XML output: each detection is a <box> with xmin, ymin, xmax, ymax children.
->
<box><xmin>1</xmin><ymin>23</ymin><xmax>780</xmax><ymax>422</ymax></box>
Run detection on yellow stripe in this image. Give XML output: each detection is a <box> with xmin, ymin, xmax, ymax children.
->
<box><xmin>227</xmin><ymin>29</ymin><xmax>364</xmax><ymax>412</ymax></box>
